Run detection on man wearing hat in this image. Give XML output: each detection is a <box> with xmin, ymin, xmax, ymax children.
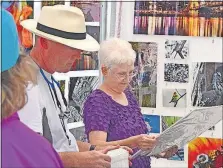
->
<box><xmin>18</xmin><ymin>5</ymin><xmax>123</xmax><ymax>168</ymax></box>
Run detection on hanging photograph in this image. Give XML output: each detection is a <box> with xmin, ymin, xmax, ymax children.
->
<box><xmin>70</xmin><ymin>1</ymin><xmax>100</xmax><ymax>22</ymax></box>
<box><xmin>133</xmin><ymin>1</ymin><xmax>223</xmax><ymax>37</ymax></box>
<box><xmin>57</xmin><ymin>80</ymin><xmax>66</xmax><ymax>95</ymax></box>
<box><xmin>165</xmin><ymin>40</ymin><xmax>189</xmax><ymax>60</ymax></box>
<box><xmin>164</xmin><ymin>63</ymin><xmax>189</xmax><ymax>83</ymax></box>
<box><xmin>70</xmin><ymin>51</ymin><xmax>99</xmax><ymax>71</ymax></box>
<box><xmin>129</xmin><ymin>42</ymin><xmax>158</xmax><ymax>108</ymax></box>
<box><xmin>143</xmin><ymin>114</ymin><xmax>160</xmax><ymax>134</ymax></box>
<box><xmin>163</xmin><ymin>89</ymin><xmax>187</xmax><ymax>108</ymax></box>
<box><xmin>42</xmin><ymin>1</ymin><xmax>65</xmax><ymax>7</ymax></box>
<box><xmin>161</xmin><ymin>116</ymin><xmax>184</xmax><ymax>161</ymax></box>
<box><xmin>68</xmin><ymin>76</ymin><xmax>99</xmax><ymax>122</ymax></box>
<box><xmin>191</xmin><ymin>62</ymin><xmax>223</xmax><ymax>107</ymax></box>
<box><xmin>188</xmin><ymin>137</ymin><xmax>223</xmax><ymax>168</ymax></box>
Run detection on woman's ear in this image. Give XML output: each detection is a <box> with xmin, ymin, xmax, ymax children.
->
<box><xmin>101</xmin><ymin>66</ymin><xmax>108</xmax><ymax>76</ymax></box>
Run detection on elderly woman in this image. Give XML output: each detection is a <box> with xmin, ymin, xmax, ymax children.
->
<box><xmin>84</xmin><ymin>38</ymin><xmax>177</xmax><ymax>168</ymax></box>
<box><xmin>1</xmin><ymin>9</ymin><xmax>63</xmax><ymax>167</ymax></box>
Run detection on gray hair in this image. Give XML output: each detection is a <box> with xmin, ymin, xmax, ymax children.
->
<box><xmin>98</xmin><ymin>38</ymin><xmax>136</xmax><ymax>69</ymax></box>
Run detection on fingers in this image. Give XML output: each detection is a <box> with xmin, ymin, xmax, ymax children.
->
<box><xmin>121</xmin><ymin>146</ymin><xmax>133</xmax><ymax>154</ymax></box>
<box><xmin>102</xmin><ymin>145</ymin><xmax>120</xmax><ymax>154</ymax></box>
<box><xmin>101</xmin><ymin>161</ymin><xmax>111</xmax><ymax>168</ymax></box>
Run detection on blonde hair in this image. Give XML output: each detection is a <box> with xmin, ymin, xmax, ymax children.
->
<box><xmin>99</xmin><ymin>38</ymin><xmax>136</xmax><ymax>69</ymax></box>
<box><xmin>1</xmin><ymin>53</ymin><xmax>38</xmax><ymax>119</ymax></box>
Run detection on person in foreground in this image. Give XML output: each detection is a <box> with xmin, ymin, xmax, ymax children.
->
<box><xmin>1</xmin><ymin>8</ymin><xmax>63</xmax><ymax>167</ymax></box>
<box><xmin>18</xmin><ymin>5</ymin><xmax>131</xmax><ymax>168</ymax></box>
<box><xmin>83</xmin><ymin>38</ymin><xmax>178</xmax><ymax>168</ymax></box>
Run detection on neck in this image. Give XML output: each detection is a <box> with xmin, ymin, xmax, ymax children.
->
<box><xmin>30</xmin><ymin>47</ymin><xmax>54</xmax><ymax>74</ymax></box>
<box><xmin>100</xmin><ymin>82</ymin><xmax>123</xmax><ymax>96</ymax></box>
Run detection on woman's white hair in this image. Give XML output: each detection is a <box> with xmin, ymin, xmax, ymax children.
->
<box><xmin>99</xmin><ymin>38</ymin><xmax>136</xmax><ymax>68</ymax></box>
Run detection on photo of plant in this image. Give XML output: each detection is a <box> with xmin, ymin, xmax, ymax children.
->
<box><xmin>188</xmin><ymin>137</ymin><xmax>223</xmax><ymax>168</ymax></box>
<box><xmin>192</xmin><ymin>62</ymin><xmax>223</xmax><ymax>107</ymax></box>
<box><xmin>164</xmin><ymin>63</ymin><xmax>189</xmax><ymax>83</ymax></box>
<box><xmin>133</xmin><ymin>1</ymin><xmax>223</xmax><ymax>37</ymax></box>
<box><xmin>165</xmin><ymin>40</ymin><xmax>189</xmax><ymax>60</ymax></box>
<box><xmin>143</xmin><ymin>114</ymin><xmax>160</xmax><ymax>134</ymax></box>
<box><xmin>163</xmin><ymin>89</ymin><xmax>187</xmax><ymax>108</ymax></box>
<box><xmin>129</xmin><ymin>42</ymin><xmax>157</xmax><ymax>108</ymax></box>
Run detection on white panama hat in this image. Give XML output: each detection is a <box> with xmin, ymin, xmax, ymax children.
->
<box><xmin>21</xmin><ymin>5</ymin><xmax>99</xmax><ymax>52</ymax></box>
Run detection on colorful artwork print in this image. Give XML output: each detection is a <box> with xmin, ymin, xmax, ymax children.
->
<box><xmin>188</xmin><ymin>137</ymin><xmax>223</xmax><ymax>168</ymax></box>
<box><xmin>164</xmin><ymin>63</ymin><xmax>189</xmax><ymax>83</ymax></box>
<box><xmin>68</xmin><ymin>76</ymin><xmax>99</xmax><ymax>122</ymax></box>
<box><xmin>161</xmin><ymin>116</ymin><xmax>184</xmax><ymax>161</ymax></box>
<box><xmin>143</xmin><ymin>114</ymin><xmax>160</xmax><ymax>134</ymax></box>
<box><xmin>192</xmin><ymin>62</ymin><xmax>223</xmax><ymax>107</ymax></box>
<box><xmin>70</xmin><ymin>1</ymin><xmax>100</xmax><ymax>22</ymax></box>
<box><xmin>129</xmin><ymin>42</ymin><xmax>157</xmax><ymax>108</ymax></box>
<box><xmin>42</xmin><ymin>1</ymin><xmax>65</xmax><ymax>7</ymax></box>
<box><xmin>133</xmin><ymin>1</ymin><xmax>223</xmax><ymax>37</ymax></box>
<box><xmin>163</xmin><ymin>89</ymin><xmax>187</xmax><ymax>108</ymax></box>
<box><xmin>165</xmin><ymin>40</ymin><xmax>189</xmax><ymax>60</ymax></box>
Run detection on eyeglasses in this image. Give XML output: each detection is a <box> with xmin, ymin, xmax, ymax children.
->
<box><xmin>114</xmin><ymin>71</ymin><xmax>136</xmax><ymax>80</ymax></box>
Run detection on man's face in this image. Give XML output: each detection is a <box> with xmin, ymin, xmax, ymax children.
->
<box><xmin>44</xmin><ymin>40</ymin><xmax>81</xmax><ymax>73</ymax></box>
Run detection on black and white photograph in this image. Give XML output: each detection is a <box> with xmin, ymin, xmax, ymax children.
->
<box><xmin>68</xmin><ymin>76</ymin><xmax>99</xmax><ymax>122</ymax></box>
<box><xmin>163</xmin><ymin>89</ymin><xmax>187</xmax><ymax>108</ymax></box>
<box><xmin>165</xmin><ymin>40</ymin><xmax>189</xmax><ymax>60</ymax></box>
<box><xmin>129</xmin><ymin>42</ymin><xmax>157</xmax><ymax>108</ymax></box>
<box><xmin>164</xmin><ymin>63</ymin><xmax>189</xmax><ymax>83</ymax></box>
<box><xmin>192</xmin><ymin>62</ymin><xmax>223</xmax><ymax>107</ymax></box>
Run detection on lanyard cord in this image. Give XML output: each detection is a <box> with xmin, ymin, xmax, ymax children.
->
<box><xmin>40</xmin><ymin>69</ymin><xmax>71</xmax><ymax>145</ymax></box>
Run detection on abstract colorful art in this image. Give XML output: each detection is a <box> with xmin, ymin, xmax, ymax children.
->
<box><xmin>133</xmin><ymin>1</ymin><xmax>223</xmax><ymax>37</ymax></box>
<box><xmin>129</xmin><ymin>42</ymin><xmax>158</xmax><ymax>108</ymax></box>
<box><xmin>188</xmin><ymin>137</ymin><xmax>223</xmax><ymax>168</ymax></box>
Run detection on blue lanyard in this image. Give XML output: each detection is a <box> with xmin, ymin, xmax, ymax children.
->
<box><xmin>40</xmin><ymin>69</ymin><xmax>60</xmax><ymax>88</ymax></box>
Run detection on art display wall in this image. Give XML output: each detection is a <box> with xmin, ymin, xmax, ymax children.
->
<box><xmin>22</xmin><ymin>1</ymin><xmax>222</xmax><ymax>167</ymax></box>
<box><xmin>118</xmin><ymin>1</ymin><xmax>223</xmax><ymax>168</ymax></box>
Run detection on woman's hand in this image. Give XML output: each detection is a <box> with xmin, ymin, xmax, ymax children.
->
<box><xmin>153</xmin><ymin>145</ymin><xmax>178</xmax><ymax>159</ymax></box>
<box><xmin>129</xmin><ymin>134</ymin><xmax>157</xmax><ymax>150</ymax></box>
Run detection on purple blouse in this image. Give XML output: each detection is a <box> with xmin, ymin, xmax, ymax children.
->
<box><xmin>1</xmin><ymin>112</ymin><xmax>64</xmax><ymax>168</ymax></box>
<box><xmin>84</xmin><ymin>89</ymin><xmax>151</xmax><ymax>168</ymax></box>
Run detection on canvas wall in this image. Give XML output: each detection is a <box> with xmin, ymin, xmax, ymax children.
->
<box><xmin>117</xmin><ymin>1</ymin><xmax>223</xmax><ymax>167</ymax></box>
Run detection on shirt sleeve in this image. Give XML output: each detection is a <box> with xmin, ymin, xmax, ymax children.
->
<box><xmin>83</xmin><ymin>92</ymin><xmax>111</xmax><ymax>136</ymax></box>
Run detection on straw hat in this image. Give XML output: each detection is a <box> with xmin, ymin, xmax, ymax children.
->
<box><xmin>21</xmin><ymin>5</ymin><xmax>99</xmax><ymax>51</ymax></box>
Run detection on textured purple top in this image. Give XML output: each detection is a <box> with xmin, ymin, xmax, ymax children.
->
<box><xmin>1</xmin><ymin>112</ymin><xmax>64</xmax><ymax>168</ymax></box>
<box><xmin>84</xmin><ymin>89</ymin><xmax>151</xmax><ymax>168</ymax></box>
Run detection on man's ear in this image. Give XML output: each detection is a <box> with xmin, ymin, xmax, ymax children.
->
<box><xmin>101</xmin><ymin>66</ymin><xmax>108</xmax><ymax>76</ymax></box>
<box><xmin>39</xmin><ymin>37</ymin><xmax>48</xmax><ymax>49</ymax></box>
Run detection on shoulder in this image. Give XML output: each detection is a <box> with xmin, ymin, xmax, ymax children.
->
<box><xmin>84</xmin><ymin>89</ymin><xmax>109</xmax><ymax>105</ymax></box>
